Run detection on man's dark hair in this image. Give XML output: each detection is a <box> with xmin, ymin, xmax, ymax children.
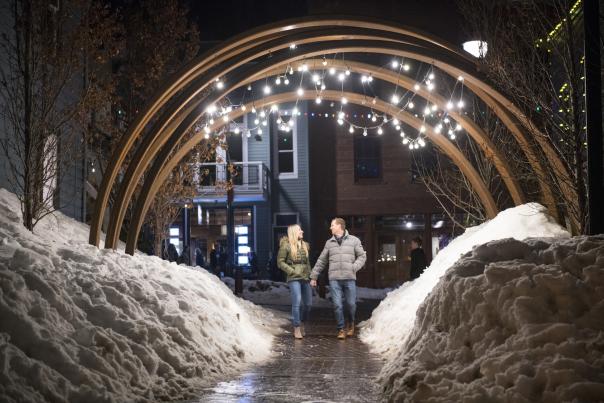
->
<box><xmin>412</xmin><ymin>237</ymin><xmax>423</xmax><ymax>247</ymax></box>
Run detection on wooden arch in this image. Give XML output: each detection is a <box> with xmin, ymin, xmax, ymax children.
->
<box><xmin>89</xmin><ymin>17</ymin><xmax>571</xmax><ymax>252</ymax></box>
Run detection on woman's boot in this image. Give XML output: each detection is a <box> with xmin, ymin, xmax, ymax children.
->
<box><xmin>294</xmin><ymin>326</ymin><xmax>303</xmax><ymax>339</ymax></box>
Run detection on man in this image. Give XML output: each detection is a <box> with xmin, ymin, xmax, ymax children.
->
<box><xmin>409</xmin><ymin>237</ymin><xmax>427</xmax><ymax>280</ymax></box>
<box><xmin>310</xmin><ymin>218</ymin><xmax>367</xmax><ymax>339</ymax></box>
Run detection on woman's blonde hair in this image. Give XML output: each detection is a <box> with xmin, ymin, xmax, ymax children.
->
<box><xmin>287</xmin><ymin>224</ymin><xmax>308</xmax><ymax>258</ymax></box>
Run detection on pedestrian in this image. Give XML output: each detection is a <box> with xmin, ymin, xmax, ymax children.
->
<box><xmin>277</xmin><ymin>224</ymin><xmax>312</xmax><ymax>339</ymax></box>
<box><xmin>310</xmin><ymin>218</ymin><xmax>366</xmax><ymax>339</ymax></box>
<box><xmin>409</xmin><ymin>237</ymin><xmax>427</xmax><ymax>280</ymax></box>
<box><xmin>167</xmin><ymin>243</ymin><xmax>179</xmax><ymax>262</ymax></box>
<box><xmin>210</xmin><ymin>242</ymin><xmax>220</xmax><ymax>275</ymax></box>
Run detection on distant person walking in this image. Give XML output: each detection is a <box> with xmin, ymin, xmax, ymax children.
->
<box><xmin>409</xmin><ymin>237</ymin><xmax>427</xmax><ymax>280</ymax></box>
<box><xmin>310</xmin><ymin>218</ymin><xmax>366</xmax><ymax>339</ymax></box>
<box><xmin>277</xmin><ymin>224</ymin><xmax>312</xmax><ymax>339</ymax></box>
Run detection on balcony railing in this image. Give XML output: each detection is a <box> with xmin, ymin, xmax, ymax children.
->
<box><xmin>196</xmin><ymin>161</ymin><xmax>270</xmax><ymax>201</ymax></box>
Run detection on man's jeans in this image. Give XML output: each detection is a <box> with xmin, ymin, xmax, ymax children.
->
<box><xmin>289</xmin><ymin>280</ymin><xmax>312</xmax><ymax>327</ymax></box>
<box><xmin>329</xmin><ymin>279</ymin><xmax>357</xmax><ymax>330</ymax></box>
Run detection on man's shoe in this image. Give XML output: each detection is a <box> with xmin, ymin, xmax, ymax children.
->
<box><xmin>346</xmin><ymin>322</ymin><xmax>355</xmax><ymax>337</ymax></box>
<box><xmin>300</xmin><ymin>323</ymin><xmax>306</xmax><ymax>337</ymax></box>
<box><xmin>337</xmin><ymin>329</ymin><xmax>346</xmax><ymax>339</ymax></box>
<box><xmin>294</xmin><ymin>327</ymin><xmax>303</xmax><ymax>339</ymax></box>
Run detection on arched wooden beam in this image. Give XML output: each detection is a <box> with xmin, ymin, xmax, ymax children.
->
<box><xmin>92</xmin><ymin>20</ymin><xmax>570</xmax><ymax>248</ymax></box>
<box><xmin>123</xmin><ymin>90</ymin><xmax>498</xmax><ymax>254</ymax></box>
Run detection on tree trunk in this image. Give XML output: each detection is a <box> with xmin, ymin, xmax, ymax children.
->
<box><xmin>22</xmin><ymin>0</ymin><xmax>34</xmax><ymax>231</ymax></box>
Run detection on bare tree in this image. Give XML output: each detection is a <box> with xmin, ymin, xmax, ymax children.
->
<box><xmin>0</xmin><ymin>0</ymin><xmax>118</xmax><ymax>231</ymax></box>
<box><xmin>458</xmin><ymin>0</ymin><xmax>591</xmax><ymax>233</ymax></box>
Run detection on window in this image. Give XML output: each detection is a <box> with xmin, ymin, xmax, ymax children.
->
<box><xmin>354</xmin><ymin>136</ymin><xmax>382</xmax><ymax>180</ymax></box>
<box><xmin>277</xmin><ymin>117</ymin><xmax>297</xmax><ymax>178</ymax></box>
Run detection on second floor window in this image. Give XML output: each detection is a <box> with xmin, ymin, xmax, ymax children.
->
<box><xmin>277</xmin><ymin>117</ymin><xmax>297</xmax><ymax>178</ymax></box>
<box><xmin>354</xmin><ymin>136</ymin><xmax>382</xmax><ymax>181</ymax></box>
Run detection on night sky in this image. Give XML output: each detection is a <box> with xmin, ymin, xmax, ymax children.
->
<box><xmin>186</xmin><ymin>0</ymin><xmax>468</xmax><ymax>51</ymax></box>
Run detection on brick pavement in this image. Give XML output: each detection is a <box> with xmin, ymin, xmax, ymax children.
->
<box><xmin>189</xmin><ymin>300</ymin><xmax>385</xmax><ymax>402</ymax></box>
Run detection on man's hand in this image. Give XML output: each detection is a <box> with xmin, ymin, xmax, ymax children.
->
<box><xmin>310</xmin><ymin>279</ymin><xmax>317</xmax><ymax>287</ymax></box>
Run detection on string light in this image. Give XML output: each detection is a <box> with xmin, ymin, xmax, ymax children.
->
<box><xmin>403</xmin><ymin>64</ymin><xmax>410</xmax><ymax>71</ymax></box>
<box><xmin>391</xmin><ymin>60</ymin><xmax>399</xmax><ymax>68</ymax></box>
<box><xmin>363</xmin><ymin>128</ymin><xmax>368</xmax><ymax>136</ymax></box>
<box><xmin>329</xmin><ymin>67</ymin><xmax>336</xmax><ymax>75</ymax></box>
<box><xmin>341</xmin><ymin>97</ymin><xmax>348</xmax><ymax>104</ymax></box>
<box><xmin>377</xmin><ymin>127</ymin><xmax>383</xmax><ymax>135</ymax></box>
<box><xmin>297</xmin><ymin>87</ymin><xmax>304</xmax><ymax>96</ymax></box>
<box><xmin>349</xmin><ymin>125</ymin><xmax>354</xmax><ymax>133</ymax></box>
<box><xmin>391</xmin><ymin>94</ymin><xmax>400</xmax><ymax>104</ymax></box>
<box><xmin>315</xmin><ymin>96</ymin><xmax>322</xmax><ymax>104</ymax></box>
<box><xmin>263</xmin><ymin>85</ymin><xmax>271</xmax><ymax>94</ymax></box>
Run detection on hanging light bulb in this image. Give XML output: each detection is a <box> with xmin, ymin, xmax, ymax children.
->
<box><xmin>315</xmin><ymin>96</ymin><xmax>322</xmax><ymax>104</ymax></box>
<box><xmin>204</xmin><ymin>133</ymin><xmax>210</xmax><ymax>139</ymax></box>
<box><xmin>455</xmin><ymin>123</ymin><xmax>462</xmax><ymax>131</ymax></box>
<box><xmin>457</xmin><ymin>100</ymin><xmax>465</xmax><ymax>109</ymax></box>
<box><xmin>391</xmin><ymin>60</ymin><xmax>399</xmax><ymax>68</ymax></box>
<box><xmin>341</xmin><ymin>97</ymin><xmax>348</xmax><ymax>104</ymax></box>
<box><xmin>247</xmin><ymin>85</ymin><xmax>252</xmax><ymax>91</ymax></box>
<box><xmin>246</xmin><ymin>130</ymin><xmax>251</xmax><ymax>138</ymax></box>
<box><xmin>402</xmin><ymin>137</ymin><xmax>409</xmax><ymax>144</ymax></box>
<box><xmin>275</xmin><ymin>77</ymin><xmax>281</xmax><ymax>85</ymax></box>
<box><xmin>284</xmin><ymin>78</ymin><xmax>290</xmax><ymax>85</ymax></box>
<box><xmin>276</xmin><ymin>117</ymin><xmax>282</xmax><ymax>124</ymax></box>
<box><xmin>321</xmin><ymin>83</ymin><xmax>326</xmax><ymax>90</ymax></box>
<box><xmin>444</xmin><ymin>117</ymin><xmax>450</xmax><ymax>123</ymax></box>
<box><xmin>260</xmin><ymin>110</ymin><xmax>266</xmax><ymax>118</ymax></box>
<box><xmin>241</xmin><ymin>105</ymin><xmax>247</xmax><ymax>111</ymax></box>
<box><xmin>329</xmin><ymin>67</ymin><xmax>336</xmax><ymax>75</ymax></box>
<box><xmin>301</xmin><ymin>63</ymin><xmax>308</xmax><ymax>72</ymax></box>
<box><xmin>420</xmin><ymin>125</ymin><xmax>426</xmax><ymax>133</ymax></box>
<box><xmin>361</xmin><ymin>75</ymin><xmax>368</xmax><ymax>83</ymax></box>
<box><xmin>424</xmin><ymin>106</ymin><xmax>431</xmax><ymax>115</ymax></box>
<box><xmin>428</xmin><ymin>73</ymin><xmax>435</xmax><ymax>80</ymax></box>
<box><xmin>209</xmin><ymin>118</ymin><xmax>215</xmax><ymax>125</ymax></box>
<box><xmin>409</xmin><ymin>142</ymin><xmax>414</xmax><ymax>150</ymax></box>
<box><xmin>289</xmin><ymin>43</ymin><xmax>297</xmax><ymax>49</ymax></box>
<box><xmin>338</xmin><ymin>73</ymin><xmax>345</xmax><ymax>81</ymax></box>
<box><xmin>322</xmin><ymin>58</ymin><xmax>328</xmax><ymax>66</ymax></box>
<box><xmin>419</xmin><ymin>138</ymin><xmax>426</xmax><ymax>147</ymax></box>
<box><xmin>288</xmin><ymin>119</ymin><xmax>295</xmax><ymax>127</ymax></box>
<box><xmin>446</xmin><ymin>101</ymin><xmax>453</xmax><ymax>110</ymax></box>
<box><xmin>403</xmin><ymin>64</ymin><xmax>410</xmax><ymax>71</ymax></box>
<box><xmin>263</xmin><ymin>85</ymin><xmax>271</xmax><ymax>94</ymax></box>
<box><xmin>368</xmin><ymin>75</ymin><xmax>373</xmax><ymax>82</ymax></box>
<box><xmin>371</xmin><ymin>115</ymin><xmax>377</xmax><ymax>122</ymax></box>
<box><xmin>435</xmin><ymin>124</ymin><xmax>443</xmax><ymax>133</ymax></box>
<box><xmin>312</xmin><ymin>74</ymin><xmax>320</xmax><ymax>83</ymax></box>
<box><xmin>392</xmin><ymin>118</ymin><xmax>400</xmax><ymax>126</ymax></box>
<box><xmin>345</xmin><ymin>68</ymin><xmax>351</xmax><ymax>76</ymax></box>
<box><xmin>262</xmin><ymin>120</ymin><xmax>268</xmax><ymax>126</ymax></box>
<box><xmin>458</xmin><ymin>75</ymin><xmax>464</xmax><ymax>81</ymax></box>
<box><xmin>414</xmin><ymin>84</ymin><xmax>420</xmax><ymax>91</ymax></box>
<box><xmin>337</xmin><ymin>118</ymin><xmax>344</xmax><ymax>125</ymax></box>
<box><xmin>234</xmin><ymin>127</ymin><xmax>240</xmax><ymax>134</ymax></box>
<box><xmin>292</xmin><ymin>107</ymin><xmax>299</xmax><ymax>115</ymax></box>
<box><xmin>427</xmin><ymin>82</ymin><xmax>435</xmax><ymax>91</ymax></box>
<box><xmin>222</xmin><ymin>115</ymin><xmax>229</xmax><ymax>122</ymax></box>
<box><xmin>408</xmin><ymin>101</ymin><xmax>415</xmax><ymax>109</ymax></box>
<box><xmin>270</xmin><ymin>104</ymin><xmax>278</xmax><ymax>112</ymax></box>
<box><xmin>349</xmin><ymin>125</ymin><xmax>354</xmax><ymax>133</ymax></box>
<box><xmin>400</xmin><ymin>131</ymin><xmax>406</xmax><ymax>137</ymax></box>
<box><xmin>258</xmin><ymin>128</ymin><xmax>263</xmax><ymax>135</ymax></box>
<box><xmin>391</xmin><ymin>94</ymin><xmax>400</xmax><ymax>104</ymax></box>
<box><xmin>297</xmin><ymin>87</ymin><xmax>304</xmax><ymax>96</ymax></box>
<box><xmin>216</xmin><ymin>80</ymin><xmax>224</xmax><ymax>89</ymax></box>
<box><xmin>204</xmin><ymin>126</ymin><xmax>211</xmax><ymax>134</ymax></box>
<box><xmin>377</xmin><ymin>127</ymin><xmax>383</xmax><ymax>135</ymax></box>
<box><xmin>363</xmin><ymin>128</ymin><xmax>368</xmax><ymax>136</ymax></box>
<box><xmin>251</xmin><ymin>107</ymin><xmax>256</xmax><ymax>114</ymax></box>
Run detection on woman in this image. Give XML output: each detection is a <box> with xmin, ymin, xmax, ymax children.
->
<box><xmin>277</xmin><ymin>224</ymin><xmax>312</xmax><ymax>339</ymax></box>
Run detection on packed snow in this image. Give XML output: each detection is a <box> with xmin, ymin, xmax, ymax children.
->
<box><xmin>360</xmin><ymin>203</ymin><xmax>570</xmax><ymax>356</ymax></box>
<box><xmin>0</xmin><ymin>189</ymin><xmax>285</xmax><ymax>403</ymax></box>
<box><xmin>360</xmin><ymin>203</ymin><xmax>604</xmax><ymax>401</ymax></box>
<box><xmin>380</xmin><ymin>235</ymin><xmax>604</xmax><ymax>402</ymax></box>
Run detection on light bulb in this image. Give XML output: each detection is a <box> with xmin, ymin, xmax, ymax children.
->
<box><xmin>288</xmin><ymin>119</ymin><xmax>295</xmax><ymax>127</ymax></box>
<box><xmin>257</xmin><ymin>128</ymin><xmax>263</xmax><ymax>135</ymax></box>
<box><xmin>371</xmin><ymin>116</ymin><xmax>377</xmax><ymax>122</ymax></box>
<box><xmin>377</xmin><ymin>127</ymin><xmax>383</xmax><ymax>135</ymax></box>
<box><xmin>338</xmin><ymin>73</ymin><xmax>345</xmax><ymax>81</ymax></box>
<box><xmin>260</xmin><ymin>110</ymin><xmax>266</xmax><ymax>118</ymax></box>
<box><xmin>403</xmin><ymin>64</ymin><xmax>410</xmax><ymax>71</ymax></box>
<box><xmin>322</xmin><ymin>59</ymin><xmax>328</xmax><ymax>66</ymax></box>
<box><xmin>361</xmin><ymin>75</ymin><xmax>368</xmax><ymax>83</ymax></box>
<box><xmin>457</xmin><ymin>100</ymin><xmax>465</xmax><ymax>109</ymax></box>
<box><xmin>292</xmin><ymin>107</ymin><xmax>299</xmax><ymax>115</ymax></box>
<box><xmin>315</xmin><ymin>97</ymin><xmax>322</xmax><ymax>104</ymax></box>
<box><xmin>424</xmin><ymin>107</ymin><xmax>431</xmax><ymax>115</ymax></box>
<box><xmin>301</xmin><ymin>64</ymin><xmax>308</xmax><ymax>72</ymax></box>
<box><xmin>400</xmin><ymin>131</ymin><xmax>406</xmax><ymax>137</ymax></box>
<box><xmin>408</xmin><ymin>101</ymin><xmax>415</xmax><ymax>109</ymax></box>
<box><xmin>391</xmin><ymin>60</ymin><xmax>399</xmax><ymax>68</ymax></box>
<box><xmin>458</xmin><ymin>75</ymin><xmax>464</xmax><ymax>81</ymax></box>
<box><xmin>363</xmin><ymin>128</ymin><xmax>368</xmax><ymax>136</ymax></box>
<box><xmin>216</xmin><ymin>81</ymin><xmax>224</xmax><ymax>89</ymax></box>
<box><xmin>284</xmin><ymin>78</ymin><xmax>289</xmax><ymax>85</ymax></box>
<box><xmin>446</xmin><ymin>101</ymin><xmax>453</xmax><ymax>110</ymax></box>
<box><xmin>263</xmin><ymin>85</ymin><xmax>271</xmax><ymax>94</ymax></box>
<box><xmin>341</xmin><ymin>97</ymin><xmax>348</xmax><ymax>104</ymax></box>
<box><xmin>428</xmin><ymin>73</ymin><xmax>435</xmax><ymax>80</ymax></box>
<box><xmin>431</xmin><ymin>104</ymin><xmax>438</xmax><ymax>112</ymax></box>
<box><xmin>420</xmin><ymin>125</ymin><xmax>426</xmax><ymax>133</ymax></box>
<box><xmin>312</xmin><ymin>74</ymin><xmax>320</xmax><ymax>83</ymax></box>
<box><xmin>337</xmin><ymin>119</ymin><xmax>344</xmax><ymax>125</ymax></box>
<box><xmin>329</xmin><ymin>67</ymin><xmax>336</xmax><ymax>75</ymax></box>
<box><xmin>204</xmin><ymin>133</ymin><xmax>210</xmax><ymax>139</ymax></box>
<box><xmin>402</xmin><ymin>138</ymin><xmax>409</xmax><ymax>144</ymax></box>
<box><xmin>345</xmin><ymin>68</ymin><xmax>351</xmax><ymax>76</ymax></box>
<box><xmin>391</xmin><ymin>94</ymin><xmax>400</xmax><ymax>104</ymax></box>
<box><xmin>289</xmin><ymin>43</ymin><xmax>296</xmax><ymax>49</ymax></box>
<box><xmin>392</xmin><ymin>118</ymin><xmax>399</xmax><ymax>126</ymax></box>
<box><xmin>262</xmin><ymin>120</ymin><xmax>268</xmax><ymax>126</ymax></box>
<box><xmin>246</xmin><ymin>130</ymin><xmax>251</xmax><ymax>138</ymax></box>
<box><xmin>270</xmin><ymin>104</ymin><xmax>278</xmax><ymax>112</ymax></box>
<box><xmin>209</xmin><ymin>118</ymin><xmax>214</xmax><ymax>125</ymax></box>
<box><xmin>455</xmin><ymin>123</ymin><xmax>462</xmax><ymax>131</ymax></box>
<box><xmin>234</xmin><ymin>127</ymin><xmax>240</xmax><ymax>134</ymax></box>
<box><xmin>222</xmin><ymin>115</ymin><xmax>229</xmax><ymax>122</ymax></box>
<box><xmin>349</xmin><ymin>125</ymin><xmax>354</xmax><ymax>133</ymax></box>
<box><xmin>275</xmin><ymin>77</ymin><xmax>281</xmax><ymax>85</ymax></box>
<box><xmin>414</xmin><ymin>84</ymin><xmax>420</xmax><ymax>91</ymax></box>
<box><xmin>297</xmin><ymin>87</ymin><xmax>304</xmax><ymax>96</ymax></box>
<box><xmin>321</xmin><ymin>83</ymin><xmax>326</xmax><ymax>90</ymax></box>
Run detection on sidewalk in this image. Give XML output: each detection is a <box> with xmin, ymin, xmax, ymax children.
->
<box><xmin>189</xmin><ymin>300</ymin><xmax>384</xmax><ymax>402</ymax></box>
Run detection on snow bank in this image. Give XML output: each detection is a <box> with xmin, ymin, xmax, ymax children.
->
<box><xmin>381</xmin><ymin>235</ymin><xmax>604</xmax><ymax>402</ymax></box>
<box><xmin>0</xmin><ymin>189</ymin><xmax>285</xmax><ymax>403</ymax></box>
<box><xmin>360</xmin><ymin>203</ymin><xmax>570</xmax><ymax>356</ymax></box>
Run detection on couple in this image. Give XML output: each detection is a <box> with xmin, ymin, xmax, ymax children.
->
<box><xmin>277</xmin><ymin>218</ymin><xmax>367</xmax><ymax>339</ymax></box>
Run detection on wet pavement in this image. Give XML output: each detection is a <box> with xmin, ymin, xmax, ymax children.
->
<box><xmin>189</xmin><ymin>300</ymin><xmax>385</xmax><ymax>402</ymax></box>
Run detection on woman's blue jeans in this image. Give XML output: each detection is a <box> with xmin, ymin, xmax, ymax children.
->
<box><xmin>329</xmin><ymin>279</ymin><xmax>357</xmax><ymax>330</ymax></box>
<box><xmin>289</xmin><ymin>280</ymin><xmax>312</xmax><ymax>327</ymax></box>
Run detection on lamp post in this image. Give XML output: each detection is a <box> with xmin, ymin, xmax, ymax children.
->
<box><xmin>584</xmin><ymin>0</ymin><xmax>603</xmax><ymax>235</ymax></box>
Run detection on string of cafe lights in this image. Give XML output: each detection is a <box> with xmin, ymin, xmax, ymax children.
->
<box><xmin>200</xmin><ymin>44</ymin><xmax>470</xmax><ymax>151</ymax></box>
